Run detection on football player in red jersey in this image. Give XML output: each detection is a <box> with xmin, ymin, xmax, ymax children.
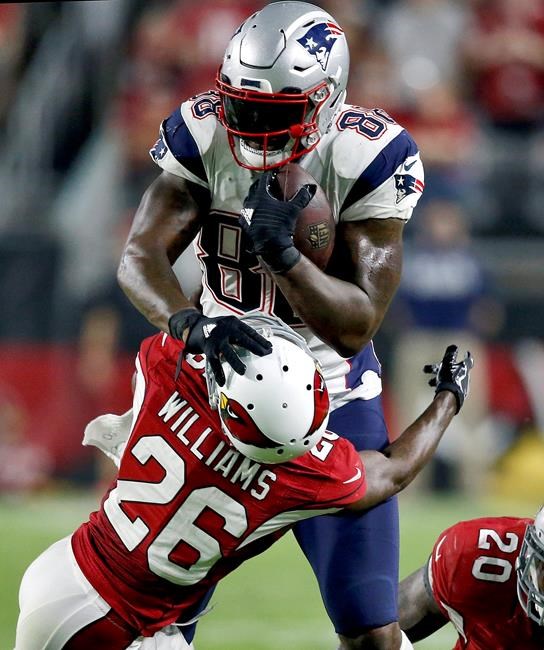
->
<box><xmin>399</xmin><ymin>509</ymin><xmax>544</xmax><ymax>649</ymax></box>
<box><xmin>15</xmin><ymin>315</ymin><xmax>471</xmax><ymax>650</ymax></box>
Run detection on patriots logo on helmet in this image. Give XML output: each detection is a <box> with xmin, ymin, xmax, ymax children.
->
<box><xmin>150</xmin><ymin>136</ymin><xmax>168</xmax><ymax>162</ymax></box>
<box><xmin>394</xmin><ymin>174</ymin><xmax>425</xmax><ymax>204</ymax></box>
<box><xmin>297</xmin><ymin>22</ymin><xmax>344</xmax><ymax>71</ymax></box>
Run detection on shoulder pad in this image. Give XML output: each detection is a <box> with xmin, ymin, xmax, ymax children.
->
<box><xmin>341</xmin><ymin>128</ymin><xmax>419</xmax><ymax>212</ymax></box>
<box><xmin>150</xmin><ymin>107</ymin><xmax>207</xmax><ymax>184</ymax></box>
<box><xmin>149</xmin><ymin>91</ymin><xmax>222</xmax><ymax>185</ymax></box>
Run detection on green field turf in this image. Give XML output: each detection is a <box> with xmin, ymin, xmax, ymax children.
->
<box><xmin>1</xmin><ymin>491</ymin><xmax>538</xmax><ymax>649</ymax></box>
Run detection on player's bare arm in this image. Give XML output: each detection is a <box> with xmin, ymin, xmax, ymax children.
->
<box><xmin>119</xmin><ymin>172</ymin><xmax>272</xmax><ymax>385</ymax></box>
<box><xmin>117</xmin><ymin>170</ymin><xmax>208</xmax><ymax>332</ymax></box>
<box><xmin>349</xmin><ymin>391</ymin><xmax>455</xmax><ymax>511</ymax></box>
<box><xmin>397</xmin><ymin>565</ymin><xmax>448</xmax><ymax>642</ymax></box>
<box><xmin>239</xmin><ymin>173</ymin><xmax>404</xmax><ymax>357</ymax></box>
<box><xmin>273</xmin><ymin>217</ymin><xmax>404</xmax><ymax>357</ymax></box>
<box><xmin>347</xmin><ymin>344</ymin><xmax>473</xmax><ymax>511</ymax></box>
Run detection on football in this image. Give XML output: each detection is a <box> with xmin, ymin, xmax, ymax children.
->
<box><xmin>273</xmin><ymin>163</ymin><xmax>335</xmax><ymax>270</ymax></box>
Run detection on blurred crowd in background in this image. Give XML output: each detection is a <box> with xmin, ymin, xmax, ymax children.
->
<box><xmin>0</xmin><ymin>0</ymin><xmax>543</xmax><ymax>500</ymax></box>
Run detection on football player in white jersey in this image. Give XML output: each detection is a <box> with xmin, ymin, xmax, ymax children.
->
<box><xmin>16</xmin><ymin>314</ymin><xmax>471</xmax><ymax>650</ymax></box>
<box><xmin>117</xmin><ymin>3</ymin><xmax>425</xmax><ymax>649</ymax></box>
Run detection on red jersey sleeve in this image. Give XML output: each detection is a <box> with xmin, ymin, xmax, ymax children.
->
<box><xmin>310</xmin><ymin>433</ymin><xmax>366</xmax><ymax>508</ymax></box>
<box><xmin>137</xmin><ymin>333</ymin><xmax>181</xmax><ymax>377</ymax></box>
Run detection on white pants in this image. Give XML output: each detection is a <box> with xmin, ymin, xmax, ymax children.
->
<box><xmin>15</xmin><ymin>536</ymin><xmax>191</xmax><ymax>650</ymax></box>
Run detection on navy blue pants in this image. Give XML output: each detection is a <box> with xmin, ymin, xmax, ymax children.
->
<box><xmin>293</xmin><ymin>396</ymin><xmax>399</xmax><ymax>637</ymax></box>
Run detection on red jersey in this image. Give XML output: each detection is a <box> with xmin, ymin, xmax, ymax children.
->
<box><xmin>72</xmin><ymin>333</ymin><xmax>366</xmax><ymax>636</ymax></box>
<box><xmin>429</xmin><ymin>516</ymin><xmax>544</xmax><ymax>649</ymax></box>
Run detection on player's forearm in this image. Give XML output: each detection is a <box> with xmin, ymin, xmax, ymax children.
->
<box><xmin>402</xmin><ymin>611</ymin><xmax>448</xmax><ymax>642</ymax></box>
<box><xmin>271</xmin><ymin>256</ymin><xmax>380</xmax><ymax>356</ymax></box>
<box><xmin>117</xmin><ymin>249</ymin><xmax>194</xmax><ymax>332</ymax></box>
<box><xmin>398</xmin><ymin>568</ymin><xmax>448</xmax><ymax>642</ymax></box>
<box><xmin>357</xmin><ymin>392</ymin><xmax>457</xmax><ymax>508</ymax></box>
<box><xmin>384</xmin><ymin>391</ymin><xmax>457</xmax><ymax>491</ymax></box>
<box><xmin>117</xmin><ymin>173</ymin><xmax>204</xmax><ymax>332</ymax></box>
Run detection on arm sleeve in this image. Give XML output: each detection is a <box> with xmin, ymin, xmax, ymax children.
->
<box><xmin>312</xmin><ymin>436</ymin><xmax>367</xmax><ymax>507</ymax></box>
<box><xmin>429</xmin><ymin>525</ymin><xmax>463</xmax><ymax>608</ymax></box>
<box><xmin>340</xmin><ymin>130</ymin><xmax>424</xmax><ymax>223</ymax></box>
<box><xmin>428</xmin><ymin>523</ymin><xmax>471</xmax><ymax>643</ymax></box>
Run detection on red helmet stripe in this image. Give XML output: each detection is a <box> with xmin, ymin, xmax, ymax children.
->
<box><xmin>306</xmin><ymin>368</ymin><xmax>329</xmax><ymax>437</ymax></box>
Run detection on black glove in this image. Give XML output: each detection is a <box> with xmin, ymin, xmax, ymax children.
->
<box><xmin>423</xmin><ymin>344</ymin><xmax>474</xmax><ymax>414</ymax></box>
<box><xmin>239</xmin><ymin>170</ymin><xmax>316</xmax><ymax>274</ymax></box>
<box><xmin>168</xmin><ymin>308</ymin><xmax>272</xmax><ymax>386</ymax></box>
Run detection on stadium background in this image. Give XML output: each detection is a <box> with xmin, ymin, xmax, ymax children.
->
<box><xmin>0</xmin><ymin>1</ymin><xmax>543</xmax><ymax>648</ymax></box>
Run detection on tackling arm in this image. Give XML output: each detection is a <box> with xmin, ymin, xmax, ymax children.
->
<box><xmin>346</xmin><ymin>345</ymin><xmax>473</xmax><ymax>511</ymax></box>
<box><xmin>117</xmin><ymin>171</ymin><xmax>209</xmax><ymax>332</ymax></box>
<box><xmin>272</xmin><ymin>218</ymin><xmax>404</xmax><ymax>357</ymax></box>
<box><xmin>350</xmin><ymin>391</ymin><xmax>457</xmax><ymax>511</ymax></box>
<box><xmin>398</xmin><ymin>565</ymin><xmax>448</xmax><ymax>642</ymax></box>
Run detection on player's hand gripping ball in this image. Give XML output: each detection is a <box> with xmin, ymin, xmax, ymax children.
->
<box><xmin>240</xmin><ymin>163</ymin><xmax>335</xmax><ymax>273</ymax></box>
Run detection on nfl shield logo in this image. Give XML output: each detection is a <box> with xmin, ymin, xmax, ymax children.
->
<box><xmin>307</xmin><ymin>222</ymin><xmax>331</xmax><ymax>249</ymax></box>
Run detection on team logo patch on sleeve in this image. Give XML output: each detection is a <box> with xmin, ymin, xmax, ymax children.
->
<box><xmin>150</xmin><ymin>136</ymin><xmax>168</xmax><ymax>162</ymax></box>
<box><xmin>394</xmin><ymin>174</ymin><xmax>424</xmax><ymax>204</ymax></box>
<box><xmin>296</xmin><ymin>22</ymin><xmax>344</xmax><ymax>71</ymax></box>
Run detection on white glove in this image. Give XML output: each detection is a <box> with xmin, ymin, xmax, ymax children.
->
<box><xmin>82</xmin><ymin>409</ymin><xmax>133</xmax><ymax>467</ymax></box>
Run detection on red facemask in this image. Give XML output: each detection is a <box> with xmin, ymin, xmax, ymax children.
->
<box><xmin>216</xmin><ymin>72</ymin><xmax>330</xmax><ymax>171</ymax></box>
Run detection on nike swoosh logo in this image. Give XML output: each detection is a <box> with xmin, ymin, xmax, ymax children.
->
<box><xmin>404</xmin><ymin>159</ymin><xmax>417</xmax><ymax>171</ymax></box>
<box><xmin>343</xmin><ymin>467</ymin><xmax>362</xmax><ymax>484</ymax></box>
<box><xmin>435</xmin><ymin>535</ymin><xmax>447</xmax><ymax>561</ymax></box>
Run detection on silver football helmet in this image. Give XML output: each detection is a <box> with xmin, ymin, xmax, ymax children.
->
<box><xmin>207</xmin><ymin>312</ymin><xmax>330</xmax><ymax>464</ymax></box>
<box><xmin>517</xmin><ymin>507</ymin><xmax>544</xmax><ymax>625</ymax></box>
<box><xmin>216</xmin><ymin>1</ymin><xmax>349</xmax><ymax>170</ymax></box>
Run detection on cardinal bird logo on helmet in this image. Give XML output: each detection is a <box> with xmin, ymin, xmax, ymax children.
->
<box><xmin>219</xmin><ymin>393</ymin><xmax>281</xmax><ymax>451</ymax></box>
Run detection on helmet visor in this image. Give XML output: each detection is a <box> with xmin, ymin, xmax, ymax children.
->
<box><xmin>222</xmin><ymin>94</ymin><xmax>307</xmax><ymax>136</ymax></box>
<box><xmin>216</xmin><ymin>74</ymin><xmax>327</xmax><ymax>169</ymax></box>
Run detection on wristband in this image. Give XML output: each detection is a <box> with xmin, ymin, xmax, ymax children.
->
<box><xmin>259</xmin><ymin>246</ymin><xmax>301</xmax><ymax>274</ymax></box>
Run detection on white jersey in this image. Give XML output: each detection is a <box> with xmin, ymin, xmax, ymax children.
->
<box><xmin>150</xmin><ymin>91</ymin><xmax>424</xmax><ymax>407</ymax></box>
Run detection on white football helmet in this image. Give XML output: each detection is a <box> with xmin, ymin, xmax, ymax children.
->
<box><xmin>216</xmin><ymin>1</ymin><xmax>349</xmax><ymax>170</ymax></box>
<box><xmin>517</xmin><ymin>506</ymin><xmax>544</xmax><ymax>625</ymax></box>
<box><xmin>207</xmin><ymin>313</ymin><xmax>330</xmax><ymax>464</ymax></box>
